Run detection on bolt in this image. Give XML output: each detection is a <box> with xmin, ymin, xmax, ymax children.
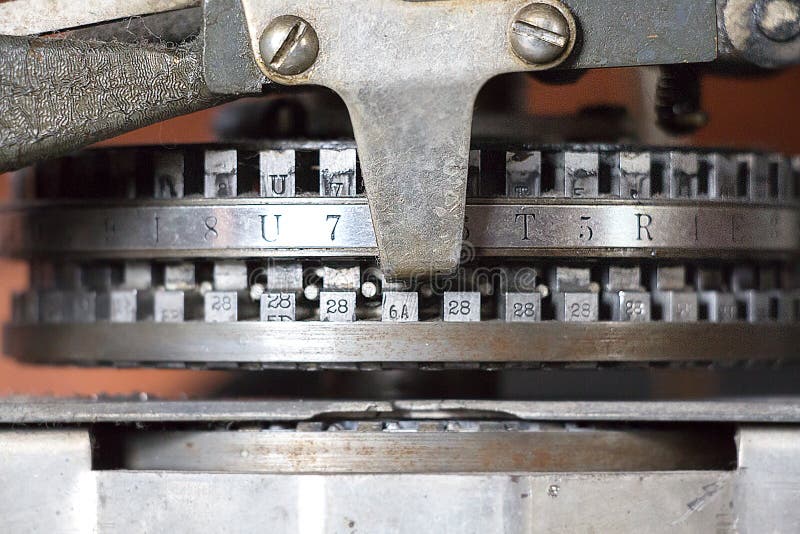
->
<box><xmin>510</xmin><ymin>2</ymin><xmax>574</xmax><ymax>65</ymax></box>
<box><xmin>757</xmin><ymin>0</ymin><xmax>800</xmax><ymax>42</ymax></box>
<box><xmin>259</xmin><ymin>15</ymin><xmax>319</xmax><ymax>76</ymax></box>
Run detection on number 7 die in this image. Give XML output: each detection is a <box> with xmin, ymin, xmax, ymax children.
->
<box><xmin>382</xmin><ymin>292</ymin><xmax>419</xmax><ymax>322</ymax></box>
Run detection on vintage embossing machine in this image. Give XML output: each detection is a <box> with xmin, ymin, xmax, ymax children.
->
<box><xmin>0</xmin><ymin>0</ymin><xmax>799</xmax><ymax>531</ymax></box>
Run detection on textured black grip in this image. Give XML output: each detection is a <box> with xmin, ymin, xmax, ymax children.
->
<box><xmin>0</xmin><ymin>36</ymin><xmax>229</xmax><ymax>172</ymax></box>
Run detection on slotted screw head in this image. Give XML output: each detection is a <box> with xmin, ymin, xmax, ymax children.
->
<box><xmin>259</xmin><ymin>15</ymin><xmax>319</xmax><ymax>76</ymax></box>
<box><xmin>510</xmin><ymin>2</ymin><xmax>574</xmax><ymax>65</ymax></box>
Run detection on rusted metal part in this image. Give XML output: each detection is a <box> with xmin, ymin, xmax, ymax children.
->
<box><xmin>0</xmin><ymin>36</ymin><xmax>231</xmax><ymax>173</ymax></box>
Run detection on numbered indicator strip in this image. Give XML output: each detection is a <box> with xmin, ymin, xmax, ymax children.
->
<box><xmin>1</xmin><ymin>200</ymin><xmax>796</xmax><ymax>258</ymax></box>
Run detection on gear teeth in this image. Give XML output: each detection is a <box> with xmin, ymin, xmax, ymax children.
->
<box><xmin>651</xmin><ymin>151</ymin><xmax>699</xmax><ymax>199</ymax></box>
<box><xmin>19</xmin><ymin>144</ymin><xmax>800</xmax><ymax>204</ymax></box>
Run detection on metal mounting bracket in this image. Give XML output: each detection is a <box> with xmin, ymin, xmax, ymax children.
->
<box><xmin>239</xmin><ymin>0</ymin><xmax>576</xmax><ymax>277</ymax></box>
<box><xmin>237</xmin><ymin>0</ymin><xmax>717</xmax><ymax>277</ymax></box>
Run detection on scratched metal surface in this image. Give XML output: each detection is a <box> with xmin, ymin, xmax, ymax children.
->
<box><xmin>0</xmin><ymin>36</ymin><xmax>230</xmax><ymax>173</ymax></box>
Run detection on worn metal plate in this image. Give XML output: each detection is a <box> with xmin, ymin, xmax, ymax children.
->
<box><xmin>0</xmin><ymin>430</ymin><xmax>94</xmax><ymax>533</ymax></box>
<box><xmin>1</xmin><ymin>200</ymin><xmax>795</xmax><ymax>258</ymax></box>
<box><xmin>95</xmin><ymin>471</ymin><xmax>736</xmax><ymax>533</ymax></box>
<box><xmin>6</xmin><ymin>322</ymin><xmax>798</xmax><ymax>364</ymax></box>
<box><xmin>4</xmin><ymin>398</ymin><xmax>800</xmax><ymax>423</ymax></box>
<box><xmin>122</xmin><ymin>427</ymin><xmax>727</xmax><ymax>473</ymax></box>
<box><xmin>0</xmin><ymin>427</ymin><xmax>798</xmax><ymax>533</ymax></box>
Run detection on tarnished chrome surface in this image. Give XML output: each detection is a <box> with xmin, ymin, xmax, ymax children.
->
<box><xmin>6</xmin><ymin>322</ymin><xmax>798</xmax><ymax>365</ymax></box>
